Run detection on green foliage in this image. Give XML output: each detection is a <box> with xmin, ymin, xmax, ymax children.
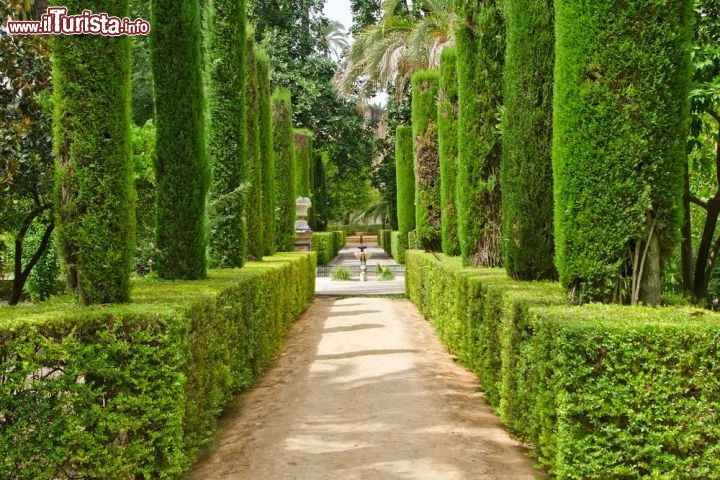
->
<box><xmin>312</xmin><ymin>151</ymin><xmax>329</xmax><ymax>231</ymax></box>
<box><xmin>311</xmin><ymin>231</ymin><xmax>345</xmax><ymax>265</ymax></box>
<box><xmin>553</xmin><ymin>0</ymin><xmax>692</xmax><ymax>302</ymax></box>
<box><xmin>130</xmin><ymin>0</ymin><xmax>154</xmax><ymax>127</ymax></box>
<box><xmin>25</xmin><ymin>230</ymin><xmax>60</xmax><ymax>302</ymax></box>
<box><xmin>53</xmin><ymin>0</ymin><xmax>134</xmax><ymax>304</ymax></box>
<box><xmin>246</xmin><ymin>30</ymin><xmax>264</xmax><ymax>262</ymax></box>
<box><xmin>412</xmin><ymin>70</ymin><xmax>442</xmax><ymax>252</ymax></box>
<box><xmin>438</xmin><ymin>47</ymin><xmax>460</xmax><ymax>256</ymax></box>
<box><xmin>376</xmin><ymin>264</ymin><xmax>395</xmax><ymax>280</ymax></box>
<box><xmin>151</xmin><ymin>0</ymin><xmax>209</xmax><ymax>280</ymax></box>
<box><xmin>293</xmin><ymin>129</ymin><xmax>313</xmax><ymax>198</ymax></box>
<box><xmin>501</xmin><ymin>0</ymin><xmax>556</xmax><ymax>280</ymax></box>
<box><xmin>379</xmin><ymin>229</ymin><xmax>393</xmax><ymax>256</ymax></box>
<box><xmin>406</xmin><ymin>250</ymin><xmax>720</xmax><ymax>476</ymax></box>
<box><xmin>131</xmin><ymin>121</ymin><xmax>156</xmax><ymax>275</ymax></box>
<box><xmin>331</xmin><ymin>266</ymin><xmax>351</xmax><ymax>280</ymax></box>
<box><xmin>271</xmin><ymin>88</ymin><xmax>297</xmax><ymax>251</ymax></box>
<box><xmin>207</xmin><ymin>0</ymin><xmax>248</xmax><ymax>268</ymax></box>
<box><xmin>395</xmin><ymin>125</ymin><xmax>414</xmax><ymax>263</ymax></box>
<box><xmin>256</xmin><ymin>49</ymin><xmax>276</xmax><ymax>256</ymax></box>
<box><xmin>390</xmin><ymin>231</ymin><xmax>405</xmax><ymax>264</ymax></box>
<box><xmin>454</xmin><ymin>0</ymin><xmax>505</xmax><ymax>267</ymax></box>
<box><xmin>0</xmin><ymin>252</ymin><xmax>315</xmax><ymax>478</ymax></box>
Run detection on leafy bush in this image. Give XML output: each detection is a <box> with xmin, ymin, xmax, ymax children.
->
<box><xmin>25</xmin><ymin>230</ymin><xmax>60</xmax><ymax>302</ymax></box>
<box><xmin>293</xmin><ymin>129</ymin><xmax>313</xmax><ymax>198</ymax></box>
<box><xmin>331</xmin><ymin>267</ymin><xmax>351</xmax><ymax>280</ymax></box>
<box><xmin>390</xmin><ymin>231</ymin><xmax>405</xmax><ymax>264</ymax></box>
<box><xmin>376</xmin><ymin>264</ymin><xmax>395</xmax><ymax>281</ymax></box>
<box><xmin>0</xmin><ymin>252</ymin><xmax>315</xmax><ymax>479</ymax></box>
<box><xmin>246</xmin><ymin>29</ymin><xmax>264</xmax><ymax>262</ymax></box>
<box><xmin>256</xmin><ymin>48</ymin><xmax>276</xmax><ymax>256</ymax></box>
<box><xmin>131</xmin><ymin>120</ymin><xmax>156</xmax><ymax>275</ymax></box>
<box><xmin>406</xmin><ymin>250</ymin><xmax>720</xmax><ymax>476</ymax></box>
<box><xmin>271</xmin><ymin>88</ymin><xmax>297</xmax><ymax>252</ymax></box>
<box><xmin>438</xmin><ymin>47</ymin><xmax>460</xmax><ymax>256</ymax></box>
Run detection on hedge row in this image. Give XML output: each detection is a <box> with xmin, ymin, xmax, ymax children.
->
<box><xmin>311</xmin><ymin>231</ymin><xmax>346</xmax><ymax>265</ymax></box>
<box><xmin>151</xmin><ymin>0</ymin><xmax>209</xmax><ymax>280</ymax></box>
<box><xmin>53</xmin><ymin>0</ymin><xmax>134</xmax><ymax>304</ymax></box>
<box><xmin>438</xmin><ymin>46</ymin><xmax>460</xmax><ymax>257</ymax></box>
<box><xmin>379</xmin><ymin>229</ymin><xmax>393</xmax><ymax>256</ymax></box>
<box><xmin>0</xmin><ymin>252</ymin><xmax>316</xmax><ymax>479</ymax></box>
<box><xmin>406</xmin><ymin>250</ymin><xmax>720</xmax><ymax>477</ymax></box>
<box><xmin>256</xmin><ymin>48</ymin><xmax>276</xmax><ymax>257</ymax></box>
<box><xmin>312</xmin><ymin>151</ymin><xmax>329</xmax><ymax>231</ymax></box>
<box><xmin>390</xmin><ymin>231</ymin><xmax>405</xmax><ymax>264</ymax></box>
<box><xmin>293</xmin><ymin>129</ymin><xmax>313</xmax><ymax>199</ymax></box>
<box><xmin>245</xmin><ymin>29</ymin><xmax>264</xmax><ymax>261</ymax></box>
<box><xmin>271</xmin><ymin>88</ymin><xmax>296</xmax><ymax>252</ymax></box>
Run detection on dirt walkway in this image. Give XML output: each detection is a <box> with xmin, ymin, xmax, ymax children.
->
<box><xmin>187</xmin><ymin>297</ymin><xmax>544</xmax><ymax>479</ymax></box>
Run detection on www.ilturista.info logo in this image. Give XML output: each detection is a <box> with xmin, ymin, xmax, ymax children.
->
<box><xmin>5</xmin><ymin>7</ymin><xmax>150</xmax><ymax>36</ymax></box>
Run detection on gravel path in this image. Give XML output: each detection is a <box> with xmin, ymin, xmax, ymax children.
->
<box><xmin>186</xmin><ymin>297</ymin><xmax>544</xmax><ymax>480</ymax></box>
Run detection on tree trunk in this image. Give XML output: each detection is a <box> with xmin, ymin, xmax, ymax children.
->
<box><xmin>9</xmin><ymin>219</ymin><xmax>54</xmax><ymax>306</ymax></box>
<box><xmin>681</xmin><ymin>161</ymin><xmax>694</xmax><ymax>293</ymax></box>
<box><xmin>638</xmin><ymin>226</ymin><xmax>661</xmax><ymax>306</ymax></box>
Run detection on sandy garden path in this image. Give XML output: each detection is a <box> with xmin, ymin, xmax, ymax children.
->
<box><xmin>187</xmin><ymin>296</ymin><xmax>544</xmax><ymax>480</ymax></box>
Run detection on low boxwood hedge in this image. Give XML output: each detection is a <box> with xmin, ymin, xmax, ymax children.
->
<box><xmin>406</xmin><ymin>250</ymin><xmax>720</xmax><ymax>477</ymax></box>
<box><xmin>390</xmin><ymin>231</ymin><xmax>405</xmax><ymax>265</ymax></box>
<box><xmin>0</xmin><ymin>252</ymin><xmax>316</xmax><ymax>479</ymax></box>
<box><xmin>311</xmin><ymin>231</ymin><xmax>346</xmax><ymax>265</ymax></box>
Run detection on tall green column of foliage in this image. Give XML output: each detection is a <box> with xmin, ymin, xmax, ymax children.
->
<box><xmin>455</xmin><ymin>0</ymin><xmax>505</xmax><ymax>267</ymax></box>
<box><xmin>313</xmin><ymin>151</ymin><xmax>329</xmax><ymax>231</ymax></box>
<box><xmin>553</xmin><ymin>0</ymin><xmax>692</xmax><ymax>304</ymax></box>
<box><xmin>293</xmin><ymin>129</ymin><xmax>313</xmax><ymax>198</ymax></box>
<box><xmin>501</xmin><ymin>0</ymin><xmax>556</xmax><ymax>280</ymax></box>
<box><xmin>272</xmin><ymin>89</ymin><xmax>297</xmax><ymax>251</ymax></box>
<box><xmin>396</xmin><ymin>125</ymin><xmax>415</xmax><ymax>253</ymax></box>
<box><xmin>207</xmin><ymin>0</ymin><xmax>247</xmax><ymax>268</ymax></box>
<box><xmin>256</xmin><ymin>49</ymin><xmax>276</xmax><ymax>256</ymax></box>
<box><xmin>245</xmin><ymin>29</ymin><xmax>263</xmax><ymax>261</ymax></box>
<box><xmin>151</xmin><ymin>0</ymin><xmax>209</xmax><ymax>280</ymax></box>
<box><xmin>438</xmin><ymin>47</ymin><xmax>460</xmax><ymax>256</ymax></box>
<box><xmin>412</xmin><ymin>70</ymin><xmax>442</xmax><ymax>252</ymax></box>
<box><xmin>53</xmin><ymin>0</ymin><xmax>134</xmax><ymax>304</ymax></box>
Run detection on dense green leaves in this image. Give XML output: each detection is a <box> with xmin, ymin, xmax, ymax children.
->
<box><xmin>53</xmin><ymin>0</ymin><xmax>134</xmax><ymax>304</ymax></box>
<box><xmin>256</xmin><ymin>49</ymin><xmax>276</xmax><ymax>256</ymax></box>
<box><xmin>501</xmin><ymin>0</ymin><xmax>556</xmax><ymax>280</ymax></box>
<box><xmin>293</xmin><ymin>129</ymin><xmax>313</xmax><ymax>198</ymax></box>
<box><xmin>438</xmin><ymin>47</ymin><xmax>460</xmax><ymax>256</ymax></box>
<box><xmin>395</xmin><ymin>125</ymin><xmax>414</xmax><ymax>263</ymax></box>
<box><xmin>151</xmin><ymin>0</ymin><xmax>209</xmax><ymax>280</ymax></box>
<box><xmin>271</xmin><ymin>88</ymin><xmax>296</xmax><ymax>251</ymax></box>
<box><xmin>246</xmin><ymin>30</ymin><xmax>264</xmax><ymax>262</ymax></box>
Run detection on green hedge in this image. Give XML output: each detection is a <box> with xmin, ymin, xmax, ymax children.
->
<box><xmin>406</xmin><ymin>250</ymin><xmax>720</xmax><ymax>477</ymax></box>
<box><xmin>206</xmin><ymin>0</ymin><xmax>248</xmax><ymax>268</ymax></box>
<box><xmin>312</xmin><ymin>151</ymin><xmax>329</xmax><ymax>231</ymax></box>
<box><xmin>293</xmin><ymin>129</ymin><xmax>313</xmax><ymax>199</ymax></box>
<box><xmin>501</xmin><ymin>0</ymin><xmax>555</xmax><ymax>280</ymax></box>
<box><xmin>379</xmin><ymin>229</ymin><xmax>392</xmax><ymax>256</ymax></box>
<box><xmin>411</xmin><ymin>70</ymin><xmax>442</xmax><ymax>252</ymax></box>
<box><xmin>53</xmin><ymin>0</ymin><xmax>134</xmax><ymax>304</ymax></box>
<box><xmin>438</xmin><ymin>47</ymin><xmax>460</xmax><ymax>257</ymax></box>
<box><xmin>390</xmin><ymin>231</ymin><xmax>405</xmax><ymax>264</ymax></box>
<box><xmin>0</xmin><ymin>252</ymin><xmax>315</xmax><ymax>479</ymax></box>
<box><xmin>271</xmin><ymin>88</ymin><xmax>296</xmax><ymax>252</ymax></box>
<box><xmin>245</xmin><ymin>29</ymin><xmax>264</xmax><ymax>261</ymax></box>
<box><xmin>455</xmin><ymin>0</ymin><xmax>505</xmax><ymax>267</ymax></box>
<box><xmin>151</xmin><ymin>0</ymin><xmax>209</xmax><ymax>280</ymax></box>
<box><xmin>395</xmin><ymin>125</ymin><xmax>414</xmax><ymax>265</ymax></box>
<box><xmin>256</xmin><ymin>49</ymin><xmax>275</xmax><ymax>256</ymax></box>
<box><xmin>311</xmin><ymin>231</ymin><xmax>346</xmax><ymax>265</ymax></box>
<box><xmin>553</xmin><ymin>0</ymin><xmax>692</xmax><ymax>303</ymax></box>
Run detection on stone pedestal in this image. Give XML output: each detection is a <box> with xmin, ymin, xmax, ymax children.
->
<box><xmin>294</xmin><ymin>197</ymin><xmax>313</xmax><ymax>252</ymax></box>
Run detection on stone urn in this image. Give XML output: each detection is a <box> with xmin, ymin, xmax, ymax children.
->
<box><xmin>294</xmin><ymin>197</ymin><xmax>313</xmax><ymax>252</ymax></box>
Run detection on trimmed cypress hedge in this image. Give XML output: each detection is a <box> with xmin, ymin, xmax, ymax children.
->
<box><xmin>0</xmin><ymin>253</ymin><xmax>316</xmax><ymax>479</ymax></box>
<box><xmin>438</xmin><ymin>47</ymin><xmax>460</xmax><ymax>257</ymax></box>
<box><xmin>407</xmin><ymin>250</ymin><xmax>720</xmax><ymax>476</ymax></box>
<box><xmin>151</xmin><ymin>0</ymin><xmax>209</xmax><ymax>280</ymax></box>
<box><xmin>395</xmin><ymin>125</ymin><xmax>414</xmax><ymax>264</ymax></box>
<box><xmin>256</xmin><ymin>49</ymin><xmax>276</xmax><ymax>256</ymax></box>
<box><xmin>245</xmin><ymin>29</ymin><xmax>264</xmax><ymax>261</ymax></box>
<box><xmin>206</xmin><ymin>0</ymin><xmax>248</xmax><ymax>268</ymax></box>
<box><xmin>553</xmin><ymin>0</ymin><xmax>692</xmax><ymax>303</ymax></box>
<box><xmin>271</xmin><ymin>89</ymin><xmax>296</xmax><ymax>252</ymax></box>
<box><xmin>52</xmin><ymin>0</ymin><xmax>134</xmax><ymax>305</ymax></box>
<box><xmin>501</xmin><ymin>0</ymin><xmax>556</xmax><ymax>281</ymax></box>
<box><xmin>311</xmin><ymin>231</ymin><xmax>346</xmax><ymax>265</ymax></box>
<box><xmin>411</xmin><ymin>70</ymin><xmax>442</xmax><ymax>252</ymax></box>
<box><xmin>312</xmin><ymin>151</ymin><xmax>329</xmax><ymax>231</ymax></box>
<box><xmin>293</xmin><ymin>129</ymin><xmax>313</xmax><ymax>198</ymax></box>
<box><xmin>455</xmin><ymin>0</ymin><xmax>505</xmax><ymax>267</ymax></box>
<box><xmin>390</xmin><ymin>231</ymin><xmax>405</xmax><ymax>264</ymax></box>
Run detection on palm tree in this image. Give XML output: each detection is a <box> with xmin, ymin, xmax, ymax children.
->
<box><xmin>320</xmin><ymin>20</ymin><xmax>350</xmax><ymax>61</ymax></box>
<box><xmin>334</xmin><ymin>0</ymin><xmax>454</xmax><ymax>98</ymax></box>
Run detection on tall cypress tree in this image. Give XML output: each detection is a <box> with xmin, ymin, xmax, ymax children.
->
<box><xmin>207</xmin><ymin>0</ymin><xmax>247</xmax><ymax>268</ymax></box>
<box><xmin>455</xmin><ymin>0</ymin><xmax>505</xmax><ymax>267</ymax></box>
<box><xmin>412</xmin><ymin>70</ymin><xmax>442</xmax><ymax>252</ymax></box>
<box><xmin>395</xmin><ymin>125</ymin><xmax>415</xmax><ymax>261</ymax></box>
<box><xmin>553</xmin><ymin>0</ymin><xmax>692</xmax><ymax>304</ymax></box>
<box><xmin>246</xmin><ymin>28</ymin><xmax>264</xmax><ymax>261</ymax></box>
<box><xmin>293</xmin><ymin>129</ymin><xmax>313</xmax><ymax>198</ymax></box>
<box><xmin>438</xmin><ymin>47</ymin><xmax>460</xmax><ymax>256</ymax></box>
<box><xmin>272</xmin><ymin>89</ymin><xmax>296</xmax><ymax>252</ymax></box>
<box><xmin>53</xmin><ymin>0</ymin><xmax>134</xmax><ymax>304</ymax></box>
<box><xmin>501</xmin><ymin>0</ymin><xmax>556</xmax><ymax>280</ymax></box>
<box><xmin>312</xmin><ymin>151</ymin><xmax>329</xmax><ymax>231</ymax></box>
<box><xmin>256</xmin><ymin>48</ymin><xmax>276</xmax><ymax>256</ymax></box>
<box><xmin>151</xmin><ymin>0</ymin><xmax>209</xmax><ymax>280</ymax></box>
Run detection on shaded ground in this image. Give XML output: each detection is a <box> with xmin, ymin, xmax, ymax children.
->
<box><xmin>187</xmin><ymin>297</ymin><xmax>544</xmax><ymax>479</ymax></box>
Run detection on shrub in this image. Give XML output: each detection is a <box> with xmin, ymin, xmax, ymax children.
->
<box><xmin>25</xmin><ymin>229</ymin><xmax>60</xmax><ymax>302</ymax></box>
<box><xmin>553</xmin><ymin>0</ymin><xmax>692</xmax><ymax>303</ymax></box>
<box><xmin>391</xmin><ymin>231</ymin><xmax>405</xmax><ymax>264</ymax></box>
<box><xmin>411</xmin><ymin>70</ymin><xmax>442</xmax><ymax>252</ymax></box>
<box><xmin>151</xmin><ymin>0</ymin><xmax>209</xmax><ymax>280</ymax></box>
<box><xmin>376</xmin><ymin>264</ymin><xmax>395</xmax><ymax>281</ymax></box>
<box><xmin>256</xmin><ymin>49</ymin><xmax>276</xmax><ymax>256</ymax></box>
<box><xmin>246</xmin><ymin>28</ymin><xmax>264</xmax><ymax>261</ymax></box>
<box><xmin>271</xmin><ymin>88</ymin><xmax>297</xmax><ymax>252</ymax></box>
<box><xmin>501</xmin><ymin>0</ymin><xmax>556</xmax><ymax>280</ymax></box>
<box><xmin>131</xmin><ymin>121</ymin><xmax>157</xmax><ymax>275</ymax></box>
<box><xmin>312</xmin><ymin>232</ymin><xmax>336</xmax><ymax>265</ymax></box>
<box><xmin>53</xmin><ymin>0</ymin><xmax>134</xmax><ymax>304</ymax></box>
<box><xmin>293</xmin><ymin>129</ymin><xmax>313</xmax><ymax>199</ymax></box>
<box><xmin>455</xmin><ymin>0</ymin><xmax>505</xmax><ymax>267</ymax></box>
<box><xmin>0</xmin><ymin>252</ymin><xmax>315</xmax><ymax>479</ymax></box>
<box><xmin>395</xmin><ymin>125</ymin><xmax>414</xmax><ymax>264</ymax></box>
<box><xmin>438</xmin><ymin>47</ymin><xmax>460</xmax><ymax>256</ymax></box>
<box><xmin>206</xmin><ymin>0</ymin><xmax>248</xmax><ymax>268</ymax></box>
<box><xmin>312</xmin><ymin>151</ymin><xmax>329</xmax><ymax>231</ymax></box>
<box><xmin>406</xmin><ymin>250</ymin><xmax>720</xmax><ymax>476</ymax></box>
<box><xmin>331</xmin><ymin>266</ymin><xmax>351</xmax><ymax>281</ymax></box>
